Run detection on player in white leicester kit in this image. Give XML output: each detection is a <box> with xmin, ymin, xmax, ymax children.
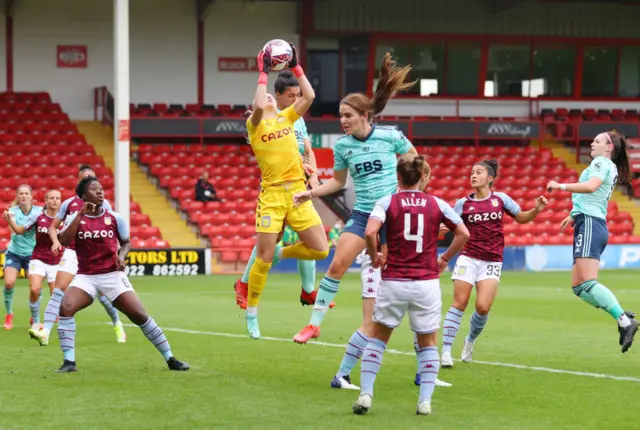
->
<box><xmin>440</xmin><ymin>159</ymin><xmax>547</xmax><ymax>368</ymax></box>
<box><xmin>54</xmin><ymin>177</ymin><xmax>189</xmax><ymax>373</ymax></box>
<box><xmin>351</xmin><ymin>154</ymin><xmax>469</xmax><ymax>416</ymax></box>
<box><xmin>32</xmin><ymin>165</ymin><xmax>126</xmax><ymax>346</ymax></box>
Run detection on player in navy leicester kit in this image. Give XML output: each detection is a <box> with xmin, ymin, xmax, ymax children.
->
<box><xmin>547</xmin><ymin>131</ymin><xmax>639</xmax><ymax>352</ymax></box>
<box><xmin>54</xmin><ymin>176</ymin><xmax>189</xmax><ymax>372</ymax></box>
<box><xmin>440</xmin><ymin>160</ymin><xmax>547</xmax><ymax>368</ymax></box>
<box><xmin>351</xmin><ymin>153</ymin><xmax>469</xmax><ymax>416</ymax></box>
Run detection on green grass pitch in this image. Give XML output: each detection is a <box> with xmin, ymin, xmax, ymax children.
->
<box><xmin>1</xmin><ymin>270</ymin><xmax>639</xmax><ymax>429</ymax></box>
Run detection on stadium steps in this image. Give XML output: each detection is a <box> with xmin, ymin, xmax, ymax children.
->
<box><xmin>75</xmin><ymin>121</ymin><xmax>203</xmax><ymax>247</ymax></box>
<box><xmin>543</xmin><ymin>140</ymin><xmax>640</xmax><ymax>235</ymax></box>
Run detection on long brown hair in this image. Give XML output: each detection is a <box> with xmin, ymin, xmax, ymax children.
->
<box><xmin>340</xmin><ymin>53</ymin><xmax>415</xmax><ymax>122</ymax></box>
<box><xmin>397</xmin><ymin>153</ymin><xmax>431</xmax><ymax>187</ymax></box>
<box><xmin>604</xmin><ymin>130</ymin><xmax>632</xmax><ymax>184</ymax></box>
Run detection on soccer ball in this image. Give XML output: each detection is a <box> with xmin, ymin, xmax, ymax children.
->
<box><xmin>262</xmin><ymin>39</ymin><xmax>293</xmax><ymax>71</ymax></box>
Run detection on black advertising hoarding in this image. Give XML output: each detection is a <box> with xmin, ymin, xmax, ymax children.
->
<box><xmin>130</xmin><ymin>118</ymin><xmax>410</xmax><ymax>137</ymax></box>
<box><xmin>412</xmin><ymin>121</ymin><xmax>475</xmax><ymax>138</ymax></box>
<box><xmin>578</xmin><ymin>123</ymin><xmax>639</xmax><ymax>139</ymax></box>
<box><xmin>131</xmin><ymin>119</ymin><xmax>201</xmax><ymax>136</ymax></box>
<box><xmin>131</xmin><ymin>118</ymin><xmax>639</xmax><ymax>140</ymax></box>
<box><xmin>477</xmin><ymin>121</ymin><xmax>540</xmax><ymax>139</ymax></box>
<box><xmin>124</xmin><ymin>248</ymin><xmax>206</xmax><ymax>277</ymax></box>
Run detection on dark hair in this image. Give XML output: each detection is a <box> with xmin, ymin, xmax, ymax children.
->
<box><xmin>78</xmin><ymin>164</ymin><xmax>93</xmax><ymax>173</ymax></box>
<box><xmin>474</xmin><ymin>159</ymin><xmax>499</xmax><ymax>187</ymax></box>
<box><xmin>274</xmin><ymin>70</ymin><xmax>299</xmax><ymax>94</ymax></box>
<box><xmin>604</xmin><ymin>131</ymin><xmax>632</xmax><ymax>184</ymax></box>
<box><xmin>76</xmin><ymin>176</ymin><xmax>99</xmax><ymax>200</ymax></box>
<box><xmin>397</xmin><ymin>154</ymin><xmax>431</xmax><ymax>186</ymax></box>
<box><xmin>340</xmin><ymin>53</ymin><xmax>416</xmax><ymax>122</ymax></box>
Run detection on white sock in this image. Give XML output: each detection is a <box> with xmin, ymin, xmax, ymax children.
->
<box><xmin>618</xmin><ymin>313</ymin><xmax>631</xmax><ymax>328</ymax></box>
<box><xmin>247</xmin><ymin>306</ymin><xmax>257</xmax><ymax>316</ymax></box>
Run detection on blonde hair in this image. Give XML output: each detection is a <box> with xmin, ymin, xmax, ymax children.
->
<box><xmin>11</xmin><ymin>184</ymin><xmax>33</xmax><ymax>207</ymax></box>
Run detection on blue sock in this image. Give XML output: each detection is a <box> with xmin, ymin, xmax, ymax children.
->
<box><xmin>3</xmin><ymin>288</ymin><xmax>14</xmax><ymax>314</ymax></box>
<box><xmin>241</xmin><ymin>246</ymin><xmax>258</xmax><ymax>283</ymax></box>
<box><xmin>337</xmin><ymin>330</ymin><xmax>369</xmax><ymax>378</ymax></box>
<box><xmin>442</xmin><ymin>306</ymin><xmax>464</xmax><ymax>353</ymax></box>
<box><xmin>58</xmin><ymin>316</ymin><xmax>76</xmax><ymax>362</ymax></box>
<box><xmin>360</xmin><ymin>338</ymin><xmax>386</xmax><ymax>396</ymax></box>
<box><xmin>417</xmin><ymin>346</ymin><xmax>440</xmax><ymax>402</ymax></box>
<box><xmin>466</xmin><ymin>312</ymin><xmax>489</xmax><ymax>343</ymax></box>
<box><xmin>44</xmin><ymin>288</ymin><xmax>64</xmax><ymax>331</ymax></box>
<box><xmin>98</xmin><ymin>295</ymin><xmax>120</xmax><ymax>325</ymax></box>
<box><xmin>309</xmin><ymin>276</ymin><xmax>339</xmax><ymax>327</ymax></box>
<box><xmin>140</xmin><ymin>317</ymin><xmax>173</xmax><ymax>361</ymax></box>
<box><xmin>29</xmin><ymin>298</ymin><xmax>41</xmax><ymax>324</ymax></box>
<box><xmin>298</xmin><ymin>260</ymin><xmax>316</xmax><ymax>294</ymax></box>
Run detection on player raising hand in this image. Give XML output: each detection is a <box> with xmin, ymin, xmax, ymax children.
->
<box><xmin>243</xmin><ymin>43</ymin><xmax>329</xmax><ymax>339</ymax></box>
<box><xmin>440</xmin><ymin>160</ymin><xmax>547</xmax><ymax>369</ymax></box>
<box><xmin>547</xmin><ymin>130</ymin><xmax>638</xmax><ymax>352</ymax></box>
<box><xmin>351</xmin><ymin>153</ymin><xmax>469</xmax><ymax>416</ymax></box>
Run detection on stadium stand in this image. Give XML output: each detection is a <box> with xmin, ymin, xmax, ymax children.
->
<box><xmin>0</xmin><ymin>91</ymin><xmax>168</xmax><ymax>250</ymax></box>
<box><xmin>136</xmin><ymin>140</ymin><xmax>640</xmax><ymax>260</ymax></box>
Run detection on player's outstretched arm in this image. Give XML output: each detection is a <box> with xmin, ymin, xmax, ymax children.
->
<box><xmin>547</xmin><ymin>177</ymin><xmax>602</xmax><ymax>194</ymax></box>
<box><xmin>293</xmin><ymin>169</ymin><xmax>347</xmax><ymax>205</ymax></box>
<box><xmin>515</xmin><ymin>196</ymin><xmax>548</xmax><ymax>224</ymax></box>
<box><xmin>249</xmin><ymin>51</ymin><xmax>270</xmax><ymax>127</ymax></box>
<box><xmin>289</xmin><ymin>44</ymin><xmax>315</xmax><ymax>118</ymax></box>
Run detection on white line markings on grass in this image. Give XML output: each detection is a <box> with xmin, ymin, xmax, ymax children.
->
<box><xmin>111</xmin><ymin>323</ymin><xmax>640</xmax><ymax>383</ymax></box>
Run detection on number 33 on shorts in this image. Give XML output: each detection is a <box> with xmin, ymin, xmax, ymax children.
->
<box><xmin>451</xmin><ymin>255</ymin><xmax>502</xmax><ymax>284</ymax></box>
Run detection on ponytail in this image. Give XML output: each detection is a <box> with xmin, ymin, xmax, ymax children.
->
<box><xmin>606</xmin><ymin>131</ymin><xmax>632</xmax><ymax>184</ymax></box>
<box><xmin>340</xmin><ymin>53</ymin><xmax>415</xmax><ymax>122</ymax></box>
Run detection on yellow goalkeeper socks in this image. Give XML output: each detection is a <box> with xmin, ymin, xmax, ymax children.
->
<box><xmin>247</xmin><ymin>256</ymin><xmax>272</xmax><ymax>307</ymax></box>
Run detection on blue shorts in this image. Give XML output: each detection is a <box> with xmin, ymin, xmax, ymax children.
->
<box><xmin>342</xmin><ymin>210</ymin><xmax>387</xmax><ymax>243</ymax></box>
<box><xmin>4</xmin><ymin>251</ymin><xmax>31</xmax><ymax>273</ymax></box>
<box><xmin>573</xmin><ymin>214</ymin><xmax>608</xmax><ymax>263</ymax></box>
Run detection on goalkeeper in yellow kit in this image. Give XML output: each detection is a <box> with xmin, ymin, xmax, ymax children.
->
<box><xmin>244</xmin><ymin>44</ymin><xmax>329</xmax><ymax>339</ymax></box>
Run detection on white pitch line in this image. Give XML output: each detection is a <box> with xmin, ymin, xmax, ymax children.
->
<box><xmin>111</xmin><ymin>323</ymin><xmax>640</xmax><ymax>383</ymax></box>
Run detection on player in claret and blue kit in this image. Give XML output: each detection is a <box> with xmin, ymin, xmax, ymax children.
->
<box><xmin>547</xmin><ymin>130</ymin><xmax>639</xmax><ymax>352</ymax></box>
<box><xmin>352</xmin><ymin>153</ymin><xmax>469</xmax><ymax>416</ymax></box>
<box><xmin>291</xmin><ymin>53</ymin><xmax>418</xmax><ymax>344</ymax></box>
<box><xmin>440</xmin><ymin>159</ymin><xmax>547</xmax><ymax>368</ymax></box>
<box><xmin>54</xmin><ymin>177</ymin><xmax>189</xmax><ymax>372</ymax></box>
<box><xmin>33</xmin><ymin>166</ymin><xmax>126</xmax><ymax>346</ymax></box>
